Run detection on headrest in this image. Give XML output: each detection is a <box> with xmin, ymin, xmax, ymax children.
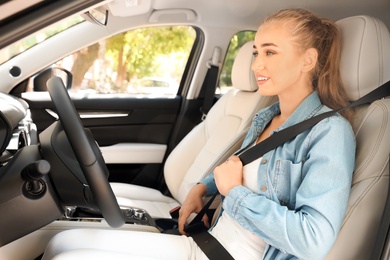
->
<box><xmin>337</xmin><ymin>16</ymin><xmax>390</xmax><ymax>101</ymax></box>
<box><xmin>231</xmin><ymin>40</ymin><xmax>258</xmax><ymax>92</ymax></box>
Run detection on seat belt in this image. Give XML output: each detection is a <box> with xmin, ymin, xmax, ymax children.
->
<box><xmin>240</xmin><ymin>80</ymin><xmax>390</xmax><ymax>165</ymax></box>
<box><xmin>187</xmin><ymin>80</ymin><xmax>390</xmax><ymax>260</ymax></box>
<box><xmin>199</xmin><ymin>47</ymin><xmax>221</xmax><ymax>121</ymax></box>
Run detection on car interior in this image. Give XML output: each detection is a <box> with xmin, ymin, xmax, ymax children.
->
<box><xmin>111</xmin><ymin>41</ymin><xmax>277</xmax><ymax>219</ymax></box>
<box><xmin>0</xmin><ymin>0</ymin><xmax>389</xmax><ymax>259</ymax></box>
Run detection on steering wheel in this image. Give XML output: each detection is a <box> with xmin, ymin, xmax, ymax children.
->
<box><xmin>46</xmin><ymin>76</ymin><xmax>124</xmax><ymax>228</ymax></box>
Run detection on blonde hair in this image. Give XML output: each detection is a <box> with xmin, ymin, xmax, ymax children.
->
<box><xmin>263</xmin><ymin>9</ymin><xmax>353</xmax><ymax>121</ymax></box>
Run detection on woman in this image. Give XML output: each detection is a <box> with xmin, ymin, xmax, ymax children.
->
<box><xmin>178</xmin><ymin>8</ymin><xmax>355</xmax><ymax>259</ymax></box>
<box><xmin>43</xmin><ymin>8</ymin><xmax>355</xmax><ymax>260</ymax></box>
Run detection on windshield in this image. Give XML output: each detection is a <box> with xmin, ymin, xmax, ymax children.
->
<box><xmin>0</xmin><ymin>15</ymin><xmax>84</xmax><ymax>65</ymax></box>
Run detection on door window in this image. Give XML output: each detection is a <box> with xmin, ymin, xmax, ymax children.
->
<box><xmin>29</xmin><ymin>26</ymin><xmax>197</xmax><ymax>97</ymax></box>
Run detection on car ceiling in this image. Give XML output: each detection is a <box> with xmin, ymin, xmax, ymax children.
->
<box><xmin>1</xmin><ymin>0</ymin><xmax>389</xmax><ymax>45</ymax></box>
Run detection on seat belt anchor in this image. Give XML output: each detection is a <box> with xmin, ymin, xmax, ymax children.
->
<box><xmin>201</xmin><ymin>113</ymin><xmax>207</xmax><ymax>121</ymax></box>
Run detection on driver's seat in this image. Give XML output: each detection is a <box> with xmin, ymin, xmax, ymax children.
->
<box><xmin>325</xmin><ymin>15</ymin><xmax>390</xmax><ymax>259</ymax></box>
<box><xmin>42</xmin><ymin>15</ymin><xmax>390</xmax><ymax>259</ymax></box>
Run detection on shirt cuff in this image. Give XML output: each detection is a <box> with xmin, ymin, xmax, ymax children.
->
<box><xmin>223</xmin><ymin>185</ymin><xmax>252</xmax><ymax>217</ymax></box>
<box><xmin>199</xmin><ymin>173</ymin><xmax>218</xmax><ymax>196</ymax></box>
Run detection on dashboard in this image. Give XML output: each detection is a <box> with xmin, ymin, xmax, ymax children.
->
<box><xmin>0</xmin><ymin>83</ymin><xmax>126</xmax><ymax>246</ymax></box>
<box><xmin>0</xmin><ymin>92</ymin><xmax>64</xmax><ymax>246</ymax></box>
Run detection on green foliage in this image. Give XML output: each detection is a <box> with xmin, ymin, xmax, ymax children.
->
<box><xmin>105</xmin><ymin>26</ymin><xmax>196</xmax><ymax>89</ymax></box>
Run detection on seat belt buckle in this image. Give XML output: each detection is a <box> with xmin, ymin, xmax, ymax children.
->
<box><xmin>169</xmin><ymin>206</ymin><xmax>181</xmax><ymax>219</ymax></box>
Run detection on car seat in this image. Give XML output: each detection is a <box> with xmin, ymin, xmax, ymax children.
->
<box><xmin>111</xmin><ymin>41</ymin><xmax>277</xmax><ymax>218</ymax></box>
<box><xmin>325</xmin><ymin>15</ymin><xmax>390</xmax><ymax>259</ymax></box>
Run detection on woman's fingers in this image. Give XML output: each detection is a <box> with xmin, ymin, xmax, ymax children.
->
<box><xmin>215</xmin><ymin>156</ymin><xmax>243</xmax><ymax>196</ymax></box>
<box><xmin>178</xmin><ymin>184</ymin><xmax>207</xmax><ymax>235</ymax></box>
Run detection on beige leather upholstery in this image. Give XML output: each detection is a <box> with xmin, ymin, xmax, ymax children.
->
<box><xmin>111</xmin><ymin>41</ymin><xmax>276</xmax><ymax>218</ymax></box>
<box><xmin>326</xmin><ymin>16</ymin><xmax>390</xmax><ymax>259</ymax></box>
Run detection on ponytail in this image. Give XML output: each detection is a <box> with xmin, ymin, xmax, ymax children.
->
<box><xmin>263</xmin><ymin>9</ymin><xmax>353</xmax><ymax>122</ymax></box>
<box><xmin>315</xmin><ymin>19</ymin><xmax>353</xmax><ymax>121</ymax></box>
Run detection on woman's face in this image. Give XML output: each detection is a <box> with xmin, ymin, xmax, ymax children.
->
<box><xmin>252</xmin><ymin>22</ymin><xmax>312</xmax><ymax>98</ymax></box>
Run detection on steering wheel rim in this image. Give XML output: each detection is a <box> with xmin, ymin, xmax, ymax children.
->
<box><xmin>47</xmin><ymin>76</ymin><xmax>124</xmax><ymax>228</ymax></box>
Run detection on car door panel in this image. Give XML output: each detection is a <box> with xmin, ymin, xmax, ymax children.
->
<box><xmin>24</xmin><ymin>95</ymin><xmax>182</xmax><ymax>189</ymax></box>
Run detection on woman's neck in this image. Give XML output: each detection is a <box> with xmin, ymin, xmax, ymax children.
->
<box><xmin>277</xmin><ymin>86</ymin><xmax>313</xmax><ymax>121</ymax></box>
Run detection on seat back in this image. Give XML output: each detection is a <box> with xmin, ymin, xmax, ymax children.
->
<box><xmin>326</xmin><ymin>16</ymin><xmax>390</xmax><ymax>259</ymax></box>
<box><xmin>164</xmin><ymin>41</ymin><xmax>277</xmax><ymax>203</ymax></box>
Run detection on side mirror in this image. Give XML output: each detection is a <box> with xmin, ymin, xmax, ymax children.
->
<box><xmin>33</xmin><ymin>67</ymin><xmax>73</xmax><ymax>91</ymax></box>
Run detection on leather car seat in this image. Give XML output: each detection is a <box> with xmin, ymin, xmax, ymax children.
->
<box><xmin>325</xmin><ymin>15</ymin><xmax>390</xmax><ymax>259</ymax></box>
<box><xmin>111</xmin><ymin>41</ymin><xmax>277</xmax><ymax>218</ymax></box>
<box><xmin>41</xmin><ymin>15</ymin><xmax>390</xmax><ymax>259</ymax></box>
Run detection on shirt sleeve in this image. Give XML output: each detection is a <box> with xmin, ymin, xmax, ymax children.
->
<box><xmin>199</xmin><ymin>172</ymin><xmax>218</xmax><ymax>196</ymax></box>
<box><xmin>222</xmin><ymin>116</ymin><xmax>356</xmax><ymax>259</ymax></box>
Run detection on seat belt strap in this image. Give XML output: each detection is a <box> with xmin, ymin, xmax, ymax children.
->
<box><xmin>191</xmin><ymin>231</ymin><xmax>234</xmax><ymax>260</ymax></box>
<box><xmin>189</xmin><ymin>80</ymin><xmax>390</xmax><ymax>260</ymax></box>
<box><xmin>199</xmin><ymin>47</ymin><xmax>221</xmax><ymax>120</ymax></box>
<box><xmin>239</xmin><ymin>80</ymin><xmax>390</xmax><ymax>165</ymax></box>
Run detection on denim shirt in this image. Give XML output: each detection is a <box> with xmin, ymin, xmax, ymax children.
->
<box><xmin>200</xmin><ymin>91</ymin><xmax>356</xmax><ymax>260</ymax></box>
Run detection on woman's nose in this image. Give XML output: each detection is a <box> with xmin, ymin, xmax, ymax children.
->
<box><xmin>251</xmin><ymin>57</ymin><xmax>264</xmax><ymax>71</ymax></box>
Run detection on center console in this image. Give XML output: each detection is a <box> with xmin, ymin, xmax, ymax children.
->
<box><xmin>63</xmin><ymin>206</ymin><xmax>157</xmax><ymax>227</ymax></box>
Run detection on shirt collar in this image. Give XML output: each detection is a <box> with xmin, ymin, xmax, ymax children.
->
<box><xmin>251</xmin><ymin>91</ymin><xmax>323</xmax><ymax>138</ymax></box>
<box><xmin>281</xmin><ymin>91</ymin><xmax>323</xmax><ymax>129</ymax></box>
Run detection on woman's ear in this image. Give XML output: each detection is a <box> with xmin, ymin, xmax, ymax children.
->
<box><xmin>302</xmin><ymin>48</ymin><xmax>318</xmax><ymax>72</ymax></box>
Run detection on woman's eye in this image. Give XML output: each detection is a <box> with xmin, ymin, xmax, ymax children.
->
<box><xmin>252</xmin><ymin>51</ymin><xmax>258</xmax><ymax>57</ymax></box>
<box><xmin>266</xmin><ymin>51</ymin><xmax>275</xmax><ymax>56</ymax></box>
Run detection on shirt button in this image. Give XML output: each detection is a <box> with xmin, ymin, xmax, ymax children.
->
<box><xmin>261</xmin><ymin>159</ymin><xmax>267</xmax><ymax>164</ymax></box>
<box><xmin>260</xmin><ymin>185</ymin><xmax>267</xmax><ymax>192</ymax></box>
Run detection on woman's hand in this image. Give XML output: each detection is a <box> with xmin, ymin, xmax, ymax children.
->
<box><xmin>214</xmin><ymin>155</ymin><xmax>243</xmax><ymax>196</ymax></box>
<box><xmin>178</xmin><ymin>183</ymin><xmax>209</xmax><ymax>235</ymax></box>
